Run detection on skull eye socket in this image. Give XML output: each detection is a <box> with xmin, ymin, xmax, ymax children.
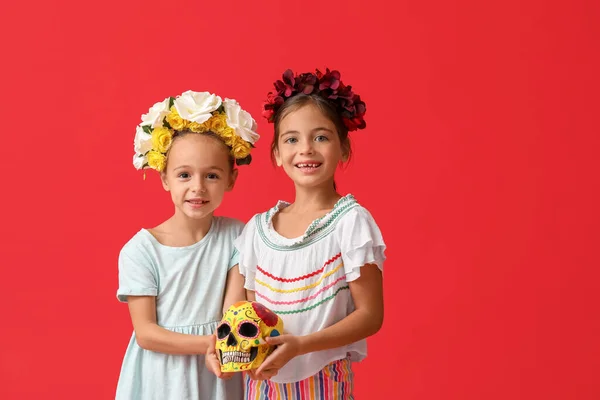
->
<box><xmin>217</xmin><ymin>322</ymin><xmax>231</xmax><ymax>340</ymax></box>
<box><xmin>238</xmin><ymin>321</ymin><xmax>259</xmax><ymax>339</ymax></box>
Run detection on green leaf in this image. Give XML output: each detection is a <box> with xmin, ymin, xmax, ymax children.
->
<box><xmin>142</xmin><ymin>125</ymin><xmax>152</xmax><ymax>134</ymax></box>
<box><xmin>236</xmin><ymin>155</ymin><xmax>252</xmax><ymax>166</ymax></box>
<box><xmin>162</xmin><ymin>117</ymin><xmax>172</xmax><ymax>129</ymax></box>
<box><xmin>168</xmin><ymin>97</ymin><xmax>175</xmax><ymax>108</ymax></box>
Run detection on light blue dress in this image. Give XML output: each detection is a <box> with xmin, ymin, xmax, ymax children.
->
<box><xmin>115</xmin><ymin>216</ymin><xmax>244</xmax><ymax>400</ymax></box>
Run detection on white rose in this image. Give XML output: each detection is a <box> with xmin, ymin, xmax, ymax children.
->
<box><xmin>223</xmin><ymin>98</ymin><xmax>260</xmax><ymax>144</ymax></box>
<box><xmin>134</xmin><ymin>125</ymin><xmax>153</xmax><ymax>154</ymax></box>
<box><xmin>133</xmin><ymin>153</ymin><xmax>147</xmax><ymax>170</ymax></box>
<box><xmin>174</xmin><ymin>91</ymin><xmax>222</xmax><ymax>124</ymax></box>
<box><xmin>141</xmin><ymin>97</ymin><xmax>170</xmax><ymax>128</ymax></box>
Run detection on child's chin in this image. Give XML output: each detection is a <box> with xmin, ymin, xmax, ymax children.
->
<box><xmin>291</xmin><ymin>176</ymin><xmax>326</xmax><ymax>187</ymax></box>
<box><xmin>183</xmin><ymin>208</ymin><xmax>214</xmax><ymax>219</ymax></box>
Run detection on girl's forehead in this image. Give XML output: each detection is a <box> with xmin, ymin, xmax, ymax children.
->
<box><xmin>172</xmin><ymin>134</ymin><xmax>227</xmax><ymax>153</ymax></box>
<box><xmin>280</xmin><ymin>105</ymin><xmax>336</xmax><ymax>130</ymax></box>
<box><xmin>167</xmin><ymin>135</ymin><xmax>231</xmax><ymax>167</ymax></box>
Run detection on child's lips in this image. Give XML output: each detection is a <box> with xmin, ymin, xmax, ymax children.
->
<box><xmin>294</xmin><ymin>161</ymin><xmax>322</xmax><ymax>168</ymax></box>
<box><xmin>186</xmin><ymin>199</ymin><xmax>209</xmax><ymax>207</ymax></box>
<box><xmin>295</xmin><ymin>162</ymin><xmax>322</xmax><ymax>173</ymax></box>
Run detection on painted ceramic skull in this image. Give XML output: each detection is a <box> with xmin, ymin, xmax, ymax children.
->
<box><xmin>217</xmin><ymin>301</ymin><xmax>283</xmax><ymax>372</ymax></box>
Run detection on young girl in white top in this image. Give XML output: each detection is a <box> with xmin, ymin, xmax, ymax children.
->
<box><xmin>235</xmin><ymin>69</ymin><xmax>386</xmax><ymax>399</ymax></box>
<box><xmin>115</xmin><ymin>90</ymin><xmax>260</xmax><ymax>399</ymax></box>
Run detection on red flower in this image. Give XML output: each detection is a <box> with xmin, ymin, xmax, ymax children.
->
<box><xmin>262</xmin><ymin>108</ymin><xmax>274</xmax><ymax>121</ymax></box>
<box><xmin>262</xmin><ymin>68</ymin><xmax>367</xmax><ymax>132</ymax></box>
<box><xmin>343</xmin><ymin>116</ymin><xmax>366</xmax><ymax>131</ymax></box>
<box><xmin>263</xmin><ymin>93</ymin><xmax>285</xmax><ymax>122</ymax></box>
<box><xmin>274</xmin><ymin>69</ymin><xmax>296</xmax><ymax>97</ymax></box>
<box><xmin>296</xmin><ymin>72</ymin><xmax>318</xmax><ymax>95</ymax></box>
<box><xmin>316</xmin><ymin>68</ymin><xmax>341</xmax><ymax>91</ymax></box>
<box><xmin>252</xmin><ymin>302</ymin><xmax>279</xmax><ymax>327</ymax></box>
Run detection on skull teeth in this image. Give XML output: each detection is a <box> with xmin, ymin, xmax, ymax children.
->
<box><xmin>221</xmin><ymin>350</ymin><xmax>252</xmax><ymax>364</ymax></box>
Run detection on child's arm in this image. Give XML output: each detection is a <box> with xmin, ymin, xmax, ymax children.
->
<box><xmin>128</xmin><ymin>296</ymin><xmax>211</xmax><ymax>355</ymax></box>
<box><xmin>256</xmin><ymin>264</ymin><xmax>383</xmax><ymax>375</ymax></box>
<box><xmin>221</xmin><ymin>265</ymin><xmax>246</xmax><ymax>315</ymax></box>
<box><xmin>206</xmin><ymin>265</ymin><xmax>247</xmax><ymax>379</ymax></box>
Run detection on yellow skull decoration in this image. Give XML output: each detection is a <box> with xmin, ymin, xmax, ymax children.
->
<box><xmin>217</xmin><ymin>301</ymin><xmax>283</xmax><ymax>372</ymax></box>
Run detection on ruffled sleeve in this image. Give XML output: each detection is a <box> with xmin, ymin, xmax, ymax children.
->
<box><xmin>336</xmin><ymin>206</ymin><xmax>386</xmax><ymax>282</ymax></box>
<box><xmin>234</xmin><ymin>215</ymin><xmax>260</xmax><ymax>291</ymax></box>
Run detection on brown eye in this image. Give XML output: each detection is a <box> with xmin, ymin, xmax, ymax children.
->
<box><xmin>217</xmin><ymin>322</ymin><xmax>231</xmax><ymax>340</ymax></box>
<box><xmin>238</xmin><ymin>321</ymin><xmax>258</xmax><ymax>338</ymax></box>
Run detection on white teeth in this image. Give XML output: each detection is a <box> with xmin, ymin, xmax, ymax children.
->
<box><xmin>296</xmin><ymin>163</ymin><xmax>319</xmax><ymax>168</ymax></box>
<box><xmin>222</xmin><ymin>350</ymin><xmax>251</xmax><ymax>364</ymax></box>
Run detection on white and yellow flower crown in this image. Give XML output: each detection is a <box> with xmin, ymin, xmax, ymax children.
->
<box><xmin>133</xmin><ymin>90</ymin><xmax>260</xmax><ymax>172</ymax></box>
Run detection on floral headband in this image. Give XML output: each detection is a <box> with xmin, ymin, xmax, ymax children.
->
<box><xmin>133</xmin><ymin>90</ymin><xmax>260</xmax><ymax>173</ymax></box>
<box><xmin>262</xmin><ymin>68</ymin><xmax>366</xmax><ymax>131</ymax></box>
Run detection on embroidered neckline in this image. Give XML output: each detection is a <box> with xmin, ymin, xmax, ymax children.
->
<box><xmin>258</xmin><ymin>194</ymin><xmax>359</xmax><ymax>250</ymax></box>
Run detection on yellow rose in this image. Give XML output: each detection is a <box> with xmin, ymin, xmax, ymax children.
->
<box><xmin>151</xmin><ymin>127</ymin><xmax>173</xmax><ymax>153</ymax></box>
<box><xmin>188</xmin><ymin>121</ymin><xmax>208</xmax><ymax>133</ymax></box>
<box><xmin>209</xmin><ymin>113</ymin><xmax>228</xmax><ymax>132</ymax></box>
<box><xmin>218</xmin><ymin>127</ymin><xmax>236</xmax><ymax>146</ymax></box>
<box><xmin>231</xmin><ymin>139</ymin><xmax>251</xmax><ymax>159</ymax></box>
<box><xmin>166</xmin><ymin>107</ymin><xmax>188</xmax><ymax>131</ymax></box>
<box><xmin>147</xmin><ymin>150</ymin><xmax>167</xmax><ymax>171</ymax></box>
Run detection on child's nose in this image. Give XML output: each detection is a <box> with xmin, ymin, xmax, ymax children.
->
<box><xmin>299</xmin><ymin>141</ymin><xmax>314</xmax><ymax>155</ymax></box>
<box><xmin>192</xmin><ymin>177</ymin><xmax>206</xmax><ymax>193</ymax></box>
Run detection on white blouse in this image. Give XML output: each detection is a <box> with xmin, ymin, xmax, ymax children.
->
<box><xmin>235</xmin><ymin>194</ymin><xmax>386</xmax><ymax>383</ymax></box>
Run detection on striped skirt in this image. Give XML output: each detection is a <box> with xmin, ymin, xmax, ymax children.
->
<box><xmin>244</xmin><ymin>358</ymin><xmax>354</xmax><ymax>400</ymax></box>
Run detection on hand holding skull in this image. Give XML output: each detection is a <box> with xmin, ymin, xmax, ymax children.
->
<box><xmin>255</xmin><ymin>334</ymin><xmax>302</xmax><ymax>376</ymax></box>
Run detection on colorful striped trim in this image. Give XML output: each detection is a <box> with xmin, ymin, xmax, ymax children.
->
<box><xmin>244</xmin><ymin>357</ymin><xmax>354</xmax><ymax>399</ymax></box>
<box><xmin>256</xmin><ymin>263</ymin><xmax>344</xmax><ymax>293</ymax></box>
<box><xmin>272</xmin><ymin>286</ymin><xmax>349</xmax><ymax>315</ymax></box>
<box><xmin>257</xmin><ymin>253</ymin><xmax>341</xmax><ymax>283</ymax></box>
<box><xmin>256</xmin><ymin>275</ymin><xmax>347</xmax><ymax>305</ymax></box>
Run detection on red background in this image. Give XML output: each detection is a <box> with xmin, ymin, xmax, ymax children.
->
<box><xmin>1</xmin><ymin>0</ymin><xmax>598</xmax><ymax>398</ymax></box>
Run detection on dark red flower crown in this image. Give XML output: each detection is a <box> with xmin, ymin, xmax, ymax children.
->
<box><xmin>262</xmin><ymin>68</ymin><xmax>366</xmax><ymax>131</ymax></box>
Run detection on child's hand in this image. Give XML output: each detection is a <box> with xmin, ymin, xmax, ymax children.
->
<box><xmin>255</xmin><ymin>334</ymin><xmax>301</xmax><ymax>377</ymax></box>
<box><xmin>246</xmin><ymin>367</ymin><xmax>278</xmax><ymax>381</ymax></box>
<box><xmin>205</xmin><ymin>334</ymin><xmax>234</xmax><ymax>380</ymax></box>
